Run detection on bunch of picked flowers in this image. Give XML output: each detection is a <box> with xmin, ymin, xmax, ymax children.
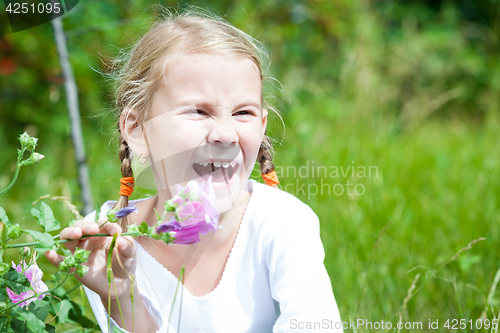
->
<box><xmin>120</xmin><ymin>176</ymin><xmax>220</xmax><ymax>245</ymax></box>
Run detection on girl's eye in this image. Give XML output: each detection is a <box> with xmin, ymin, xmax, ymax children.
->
<box><xmin>185</xmin><ymin>109</ymin><xmax>207</xmax><ymax>117</ymax></box>
<box><xmin>234</xmin><ymin>110</ymin><xmax>254</xmax><ymax>116</ymax></box>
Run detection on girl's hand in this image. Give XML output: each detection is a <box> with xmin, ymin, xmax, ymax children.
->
<box><xmin>45</xmin><ymin>219</ymin><xmax>137</xmax><ymax>300</ymax></box>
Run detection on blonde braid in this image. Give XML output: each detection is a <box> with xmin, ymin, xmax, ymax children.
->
<box><xmin>112</xmin><ymin>130</ymin><xmax>134</xmax><ymax>231</ymax></box>
<box><xmin>258</xmin><ymin>134</ymin><xmax>275</xmax><ymax>175</ymax></box>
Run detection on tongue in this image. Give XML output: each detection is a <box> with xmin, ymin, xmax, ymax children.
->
<box><xmin>211</xmin><ymin>167</ymin><xmax>227</xmax><ymax>182</ymax></box>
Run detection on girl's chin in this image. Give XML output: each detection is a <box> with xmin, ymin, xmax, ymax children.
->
<box><xmin>191</xmin><ymin>169</ymin><xmax>249</xmax><ymax>214</ymax></box>
<box><xmin>215</xmin><ymin>195</ymin><xmax>240</xmax><ymax>216</ymax></box>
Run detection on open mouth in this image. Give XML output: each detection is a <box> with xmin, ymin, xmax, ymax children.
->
<box><xmin>192</xmin><ymin>161</ymin><xmax>239</xmax><ymax>183</ymax></box>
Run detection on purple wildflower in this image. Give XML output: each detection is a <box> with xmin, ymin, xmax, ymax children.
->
<box><xmin>156</xmin><ymin>176</ymin><xmax>220</xmax><ymax>245</ymax></box>
<box><xmin>156</xmin><ymin>218</ymin><xmax>182</xmax><ymax>233</ymax></box>
<box><xmin>176</xmin><ymin>177</ymin><xmax>219</xmax><ymax>227</ymax></box>
<box><xmin>177</xmin><ymin>201</ymin><xmax>205</xmax><ymax>226</ymax></box>
<box><xmin>115</xmin><ymin>205</ymin><xmax>138</xmax><ymax>219</ymax></box>
<box><xmin>7</xmin><ymin>261</ymin><xmax>48</xmax><ymax>307</ymax></box>
<box><xmin>171</xmin><ymin>224</ymin><xmax>202</xmax><ymax>245</ymax></box>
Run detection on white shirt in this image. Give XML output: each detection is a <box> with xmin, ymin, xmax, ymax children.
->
<box><xmin>84</xmin><ymin>179</ymin><xmax>343</xmax><ymax>332</ymax></box>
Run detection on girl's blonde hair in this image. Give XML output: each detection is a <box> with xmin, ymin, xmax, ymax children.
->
<box><xmin>113</xmin><ymin>7</ymin><xmax>278</xmax><ymax>228</ymax></box>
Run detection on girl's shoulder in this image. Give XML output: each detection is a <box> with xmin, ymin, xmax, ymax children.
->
<box><xmin>247</xmin><ymin>179</ymin><xmax>320</xmax><ymax>230</ymax></box>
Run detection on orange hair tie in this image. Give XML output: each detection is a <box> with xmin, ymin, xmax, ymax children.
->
<box><xmin>262</xmin><ymin>170</ymin><xmax>279</xmax><ymax>187</ymax></box>
<box><xmin>119</xmin><ymin>177</ymin><xmax>135</xmax><ymax>197</ymax></box>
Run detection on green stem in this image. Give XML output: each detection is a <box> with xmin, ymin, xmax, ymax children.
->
<box><xmin>107</xmin><ymin>277</ymin><xmax>112</xmax><ymax>332</ymax></box>
<box><xmin>107</xmin><ymin>233</ymin><xmax>118</xmax><ymax>332</ymax></box>
<box><xmin>4</xmin><ymin>232</ymin><xmax>141</xmax><ymax>249</ymax></box>
<box><xmin>167</xmin><ymin>266</ymin><xmax>185</xmax><ymax>333</ymax></box>
<box><xmin>178</xmin><ymin>266</ymin><xmax>185</xmax><ymax>333</ymax></box>
<box><xmin>112</xmin><ymin>273</ymin><xmax>126</xmax><ymax>332</ymax></box>
<box><xmin>64</xmin><ymin>282</ymin><xmax>82</xmax><ymax>295</ymax></box>
<box><xmin>0</xmin><ymin>148</ymin><xmax>25</xmax><ymax>196</ymax></box>
<box><xmin>130</xmin><ymin>274</ymin><xmax>135</xmax><ymax>333</ymax></box>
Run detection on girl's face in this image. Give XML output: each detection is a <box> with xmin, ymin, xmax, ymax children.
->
<box><xmin>131</xmin><ymin>52</ymin><xmax>267</xmax><ymax>215</ymax></box>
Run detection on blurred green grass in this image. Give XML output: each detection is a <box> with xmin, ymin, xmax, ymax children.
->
<box><xmin>1</xmin><ymin>0</ymin><xmax>500</xmax><ymax>331</ymax></box>
<box><xmin>278</xmin><ymin>103</ymin><xmax>500</xmax><ymax>330</ymax></box>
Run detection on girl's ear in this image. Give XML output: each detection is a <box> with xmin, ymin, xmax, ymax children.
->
<box><xmin>120</xmin><ymin>109</ymin><xmax>149</xmax><ymax>157</ymax></box>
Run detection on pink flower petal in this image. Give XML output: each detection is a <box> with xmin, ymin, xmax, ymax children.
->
<box><xmin>7</xmin><ymin>288</ymin><xmax>36</xmax><ymax>307</ymax></box>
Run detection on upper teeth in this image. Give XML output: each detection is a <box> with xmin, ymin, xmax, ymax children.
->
<box><xmin>196</xmin><ymin>161</ymin><xmax>236</xmax><ymax>168</ymax></box>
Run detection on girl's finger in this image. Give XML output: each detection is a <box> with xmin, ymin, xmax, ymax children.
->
<box><xmin>72</xmin><ymin>220</ymin><xmax>100</xmax><ymax>235</ymax></box>
<box><xmin>59</xmin><ymin>226</ymin><xmax>84</xmax><ymax>240</ymax></box>
<box><xmin>116</xmin><ymin>236</ymin><xmax>136</xmax><ymax>259</ymax></box>
<box><xmin>44</xmin><ymin>250</ymin><xmax>64</xmax><ymax>268</ymax></box>
<box><xmin>59</xmin><ymin>220</ymin><xmax>99</xmax><ymax>240</ymax></box>
<box><xmin>100</xmin><ymin>221</ymin><xmax>122</xmax><ymax>236</ymax></box>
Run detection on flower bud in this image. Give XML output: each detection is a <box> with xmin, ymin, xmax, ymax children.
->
<box><xmin>64</xmin><ymin>256</ymin><xmax>75</xmax><ymax>268</ymax></box>
<box><xmin>76</xmin><ymin>265</ymin><xmax>89</xmax><ymax>277</ymax></box>
<box><xmin>164</xmin><ymin>199</ymin><xmax>176</xmax><ymax>212</ymax></box>
<box><xmin>18</xmin><ymin>132</ymin><xmax>38</xmax><ymax>151</ymax></box>
<box><xmin>31</xmin><ymin>153</ymin><xmax>44</xmax><ymax>164</ymax></box>
<box><xmin>18</xmin><ymin>246</ymin><xmax>31</xmax><ymax>257</ymax></box>
<box><xmin>74</xmin><ymin>248</ymin><xmax>90</xmax><ymax>263</ymax></box>
<box><xmin>107</xmin><ymin>209</ymin><xmax>119</xmax><ymax>223</ymax></box>
<box><xmin>7</xmin><ymin>224</ymin><xmax>22</xmax><ymax>239</ymax></box>
<box><xmin>0</xmin><ymin>263</ymin><xmax>9</xmax><ymax>275</ymax></box>
<box><xmin>18</xmin><ymin>132</ymin><xmax>31</xmax><ymax>147</ymax></box>
<box><xmin>59</xmin><ymin>261</ymin><xmax>68</xmax><ymax>272</ymax></box>
<box><xmin>26</xmin><ymin>137</ymin><xmax>38</xmax><ymax>151</ymax></box>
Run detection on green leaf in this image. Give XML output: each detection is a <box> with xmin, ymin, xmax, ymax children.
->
<box><xmin>10</xmin><ymin>317</ymin><xmax>29</xmax><ymax>333</ymax></box>
<box><xmin>4</xmin><ymin>267</ymin><xmax>31</xmax><ymax>294</ymax></box>
<box><xmin>139</xmin><ymin>221</ymin><xmax>149</xmax><ymax>234</ymax></box>
<box><xmin>0</xmin><ymin>207</ymin><xmax>9</xmax><ymax>225</ymax></box>
<box><xmin>11</xmin><ymin>305</ymin><xmax>46</xmax><ymax>332</ymax></box>
<box><xmin>24</xmin><ymin>230</ymin><xmax>55</xmax><ymax>250</ymax></box>
<box><xmin>67</xmin><ymin>300</ymin><xmax>98</xmax><ymax>328</ymax></box>
<box><xmin>49</xmin><ymin>294</ymin><xmax>98</xmax><ymax>328</ymax></box>
<box><xmin>28</xmin><ymin>299</ymin><xmax>50</xmax><ymax>322</ymax></box>
<box><xmin>45</xmin><ymin>324</ymin><xmax>56</xmax><ymax>333</ymax></box>
<box><xmin>31</xmin><ymin>202</ymin><xmax>60</xmax><ymax>233</ymax></box>
<box><xmin>154</xmin><ymin>208</ymin><xmax>162</xmax><ymax>220</ymax></box>
<box><xmin>107</xmin><ymin>233</ymin><xmax>118</xmax><ymax>284</ymax></box>
<box><xmin>95</xmin><ymin>200</ymin><xmax>101</xmax><ymax>223</ymax></box>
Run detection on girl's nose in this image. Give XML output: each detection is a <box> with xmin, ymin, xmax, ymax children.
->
<box><xmin>207</xmin><ymin>121</ymin><xmax>238</xmax><ymax>148</ymax></box>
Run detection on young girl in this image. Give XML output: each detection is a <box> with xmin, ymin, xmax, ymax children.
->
<box><xmin>45</xmin><ymin>8</ymin><xmax>343</xmax><ymax>333</ymax></box>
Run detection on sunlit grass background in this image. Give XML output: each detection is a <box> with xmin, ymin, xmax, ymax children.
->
<box><xmin>1</xmin><ymin>0</ymin><xmax>499</xmax><ymax>331</ymax></box>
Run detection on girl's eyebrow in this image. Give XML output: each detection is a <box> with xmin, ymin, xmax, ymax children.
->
<box><xmin>233</xmin><ymin>101</ymin><xmax>262</xmax><ymax>110</ymax></box>
<box><xmin>174</xmin><ymin>100</ymin><xmax>262</xmax><ymax>110</ymax></box>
